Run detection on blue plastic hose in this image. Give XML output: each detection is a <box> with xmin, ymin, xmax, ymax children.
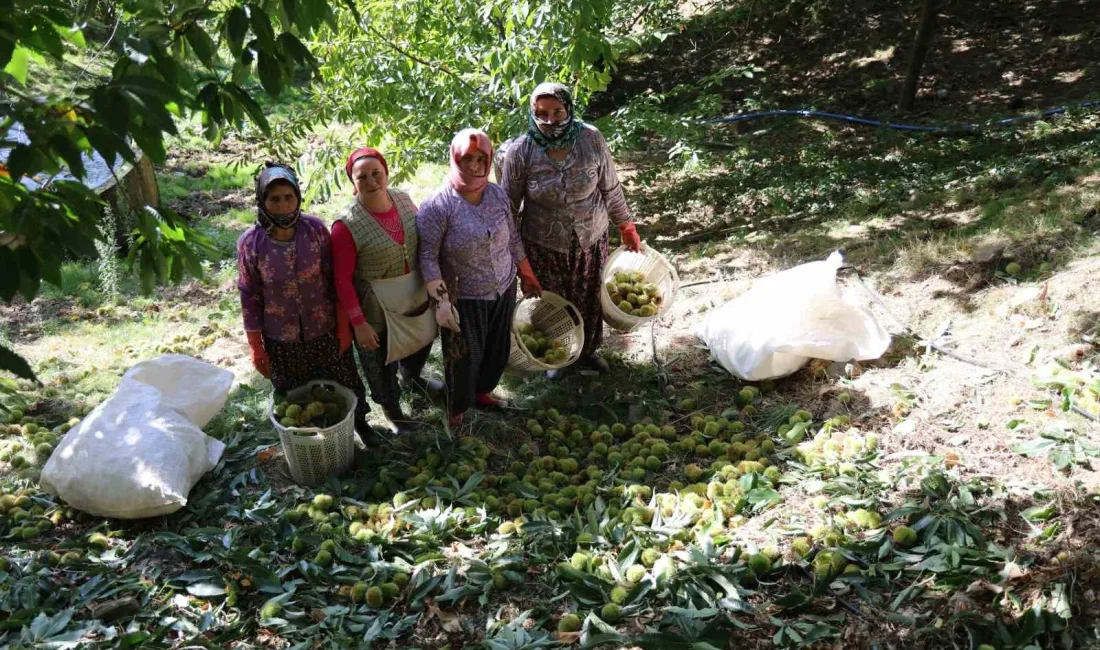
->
<box><xmin>701</xmin><ymin>101</ymin><xmax>1100</xmax><ymax>135</ymax></box>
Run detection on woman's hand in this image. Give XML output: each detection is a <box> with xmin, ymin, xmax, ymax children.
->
<box><xmin>426</xmin><ymin>278</ymin><xmax>449</xmax><ymax>303</ymax></box>
<box><xmin>251</xmin><ymin>348</ymin><xmax>271</xmax><ymax>377</ymax></box>
<box><xmin>436</xmin><ymin>301</ymin><xmax>461</xmax><ymax>332</ymax></box>
<box><xmin>245</xmin><ymin>331</ymin><xmax>271</xmax><ymax>377</ymax></box>
<box><xmin>426</xmin><ymin>278</ymin><xmax>459</xmax><ymax>331</ymax></box>
<box><xmin>354</xmin><ymin>322</ymin><xmax>381</xmax><ymax>350</ymax></box>
<box><xmin>516</xmin><ymin>259</ymin><xmax>542</xmax><ymax>298</ymax></box>
<box><xmin>618</xmin><ymin>222</ymin><xmax>642</xmax><ymax>252</ymax></box>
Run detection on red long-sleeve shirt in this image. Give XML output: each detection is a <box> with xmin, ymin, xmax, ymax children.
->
<box><xmin>331</xmin><ymin>203</ymin><xmax>410</xmax><ymax>327</ymax></box>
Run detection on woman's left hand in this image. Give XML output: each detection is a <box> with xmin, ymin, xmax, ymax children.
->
<box><xmin>519</xmin><ymin>274</ymin><xmax>542</xmax><ymax>298</ymax></box>
<box><xmin>516</xmin><ymin>259</ymin><xmax>542</xmax><ymax>298</ymax></box>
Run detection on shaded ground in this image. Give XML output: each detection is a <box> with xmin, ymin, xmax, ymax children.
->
<box><xmin>591</xmin><ymin>0</ymin><xmax>1100</xmax><ymax>120</ymax></box>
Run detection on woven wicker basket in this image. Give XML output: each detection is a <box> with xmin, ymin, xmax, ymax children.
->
<box><xmin>269</xmin><ymin>380</ymin><xmax>358</xmax><ymax>487</ymax></box>
<box><xmin>507</xmin><ymin>291</ymin><xmax>585</xmax><ymax>373</ymax></box>
<box><xmin>600</xmin><ymin>244</ymin><xmax>679</xmax><ymax>332</ymax></box>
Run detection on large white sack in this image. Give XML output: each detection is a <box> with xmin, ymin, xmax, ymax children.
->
<box><xmin>41</xmin><ymin>355</ymin><xmax>232</xmax><ymax>519</ymax></box>
<box><xmin>121</xmin><ymin>354</ymin><xmax>233</xmax><ymax>426</ymax></box>
<box><xmin>696</xmin><ymin>252</ymin><xmax>891</xmax><ymax>381</ymax></box>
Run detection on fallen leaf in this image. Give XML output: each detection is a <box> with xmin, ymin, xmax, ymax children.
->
<box><xmin>439</xmin><ymin>611</ymin><xmax>461</xmax><ymax>633</ymax></box>
<box><xmin>88</xmin><ymin>597</ymin><xmax>141</xmax><ymax>622</ymax></box>
<box><xmin>966</xmin><ymin>580</ymin><xmax>1004</xmax><ymax>595</ymax></box>
<box><xmin>1000</xmin><ymin>561</ymin><xmax>1027</xmax><ymax>581</ymax></box>
<box><xmin>554</xmin><ymin>630</ymin><xmax>581</xmax><ymax>643</ymax></box>
<box><xmin>948</xmin><ymin>591</ymin><xmax>977</xmax><ymax>613</ymax></box>
<box><xmin>425</xmin><ymin>601</ymin><xmax>463</xmax><ymax>633</ymax></box>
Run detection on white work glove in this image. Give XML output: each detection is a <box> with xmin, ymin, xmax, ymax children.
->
<box><xmin>436</xmin><ymin>301</ymin><xmax>461</xmax><ymax>332</ymax></box>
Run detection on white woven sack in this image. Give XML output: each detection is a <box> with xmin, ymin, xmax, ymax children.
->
<box><xmin>696</xmin><ymin>252</ymin><xmax>891</xmax><ymax>381</ymax></box>
<box><xmin>41</xmin><ymin>355</ymin><xmax>232</xmax><ymax>519</ymax></box>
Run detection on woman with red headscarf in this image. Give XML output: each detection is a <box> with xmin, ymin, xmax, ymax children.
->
<box><xmin>331</xmin><ymin>148</ymin><xmax>440</xmax><ymax>433</ymax></box>
<box><xmin>417</xmin><ymin>129</ymin><xmax>542</xmax><ymax>429</ymax></box>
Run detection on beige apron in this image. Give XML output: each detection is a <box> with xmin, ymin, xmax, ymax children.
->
<box><xmin>369</xmin><ymin>271</ymin><xmax>441</xmax><ymax>365</ymax></box>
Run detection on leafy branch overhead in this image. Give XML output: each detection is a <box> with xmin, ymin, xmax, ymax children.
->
<box><xmin>0</xmin><ymin>0</ymin><xmax>338</xmax><ymax>377</ymax></box>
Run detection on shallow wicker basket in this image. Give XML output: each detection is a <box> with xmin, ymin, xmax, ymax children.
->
<box><xmin>507</xmin><ymin>291</ymin><xmax>585</xmax><ymax>373</ymax></box>
<box><xmin>269</xmin><ymin>380</ymin><xmax>358</xmax><ymax>487</ymax></box>
<box><xmin>600</xmin><ymin>244</ymin><xmax>680</xmax><ymax>332</ymax></box>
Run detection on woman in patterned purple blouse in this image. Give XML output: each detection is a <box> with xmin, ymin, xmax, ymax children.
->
<box><xmin>417</xmin><ymin>129</ymin><xmax>543</xmax><ymax>429</ymax></box>
<box><xmin>501</xmin><ymin>82</ymin><xmax>644</xmax><ymax>375</ymax></box>
<box><xmin>236</xmin><ymin>163</ymin><xmax>378</xmax><ymax>445</ymax></box>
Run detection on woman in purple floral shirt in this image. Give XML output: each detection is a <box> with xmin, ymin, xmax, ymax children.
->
<box><xmin>418</xmin><ymin>129</ymin><xmax>542</xmax><ymax>429</ymax></box>
<box><xmin>236</xmin><ymin>163</ymin><xmax>377</xmax><ymax>444</ymax></box>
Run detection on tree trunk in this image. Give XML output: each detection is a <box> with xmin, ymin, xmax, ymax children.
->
<box><xmin>102</xmin><ymin>155</ymin><xmax>159</xmax><ymax>254</ymax></box>
<box><xmin>899</xmin><ymin>0</ymin><xmax>937</xmax><ymax>111</ymax></box>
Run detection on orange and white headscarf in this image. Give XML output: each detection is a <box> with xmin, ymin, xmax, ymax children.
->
<box><xmin>448</xmin><ymin>128</ymin><xmax>492</xmax><ymax>194</ymax></box>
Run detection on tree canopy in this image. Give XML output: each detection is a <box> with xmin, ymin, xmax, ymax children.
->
<box><xmin>0</xmin><ymin>0</ymin><xmax>678</xmax><ymax>379</ymax></box>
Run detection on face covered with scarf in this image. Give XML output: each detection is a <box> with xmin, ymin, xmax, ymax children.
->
<box><xmin>527</xmin><ymin>82</ymin><xmax>585</xmax><ymax>151</ymax></box>
<box><xmin>448</xmin><ymin>128</ymin><xmax>493</xmax><ymax>194</ymax></box>
<box><xmin>255</xmin><ymin>163</ymin><xmax>302</xmax><ymax>231</ymax></box>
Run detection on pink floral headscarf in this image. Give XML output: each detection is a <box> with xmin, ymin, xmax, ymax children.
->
<box><xmin>448</xmin><ymin>128</ymin><xmax>493</xmax><ymax>193</ymax></box>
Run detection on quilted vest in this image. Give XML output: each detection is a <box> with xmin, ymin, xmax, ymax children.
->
<box><xmin>337</xmin><ymin>189</ymin><xmax>419</xmax><ymax>331</ymax></box>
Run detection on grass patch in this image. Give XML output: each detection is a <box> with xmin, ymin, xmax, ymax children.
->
<box><xmin>158</xmin><ymin>161</ymin><xmax>256</xmax><ymax>205</ymax></box>
<box><xmin>38</xmin><ymin>263</ymin><xmax>102</xmax><ymax>307</ymax></box>
<box><xmin>23</xmin><ymin>48</ymin><xmax>110</xmax><ymax>97</ymax></box>
<box><xmin>402</xmin><ymin>163</ymin><xmax>448</xmax><ymax>204</ymax></box>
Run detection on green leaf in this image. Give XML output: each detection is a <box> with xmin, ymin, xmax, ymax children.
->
<box><xmin>0</xmin><ymin>344</ymin><xmax>38</xmax><ymax>382</ymax></box>
<box><xmin>248</xmin><ymin>4</ymin><xmax>278</xmax><ymax>51</ymax></box>
<box><xmin>186</xmin><ymin>582</ymin><xmax>227</xmax><ymax>597</ymax></box>
<box><xmin>16</xmin><ymin>246</ymin><xmax>41</xmax><ymax>301</ymax></box>
<box><xmin>4</xmin><ymin>45</ymin><xmax>30</xmax><ymax>84</ymax></box>
<box><xmin>49</xmin><ymin>134</ymin><xmax>86</xmax><ymax>179</ymax></box>
<box><xmin>1049</xmin><ymin>447</ymin><xmax>1073</xmax><ymax>469</ymax></box>
<box><xmin>745</xmin><ymin>488</ymin><xmax>781</xmax><ymax>510</ymax></box>
<box><xmin>225</xmin><ymin>6</ymin><xmax>250</xmax><ymax>54</ymax></box>
<box><xmin>257</xmin><ymin>51</ymin><xmax>284</xmax><ymax>98</ymax></box>
<box><xmin>57</xmin><ymin>24</ymin><xmax>87</xmax><ymax>47</ymax></box>
<box><xmin>5</xmin><ymin>144</ymin><xmax>37</xmax><ymax>181</ymax></box>
<box><xmin>185</xmin><ymin>26</ymin><xmax>218</xmax><ymax>69</ymax></box>
<box><xmin>281</xmin><ymin>0</ymin><xmax>298</xmax><ymax>23</ymax></box>
<box><xmin>1021</xmin><ymin>504</ymin><xmax>1057</xmax><ymax>522</ymax></box>
<box><xmin>277</xmin><ymin>32</ymin><xmax>318</xmax><ymax>75</ymax></box>
<box><xmin>0</xmin><ymin>247</ymin><xmax>20</xmax><ymax>301</ymax></box>
<box><xmin>223</xmin><ymin>83</ymin><xmax>270</xmax><ymax>134</ymax></box>
<box><xmin>1012</xmin><ymin>438</ymin><xmax>1057</xmax><ymax>457</ymax></box>
<box><xmin>198</xmin><ymin>82</ymin><xmax>224</xmax><ymax>124</ymax></box>
<box><xmin>617</xmin><ymin>538</ymin><xmax>639</xmax><ymax>571</ymax></box>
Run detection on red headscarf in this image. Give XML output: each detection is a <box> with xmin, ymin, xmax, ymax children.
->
<box><xmin>345</xmin><ymin>147</ymin><xmax>388</xmax><ymax>194</ymax></box>
<box><xmin>448</xmin><ymin>129</ymin><xmax>493</xmax><ymax>194</ymax></box>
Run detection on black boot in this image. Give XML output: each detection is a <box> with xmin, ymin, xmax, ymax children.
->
<box><xmin>357</xmin><ymin>423</ymin><xmax>386</xmax><ymax>447</ymax></box>
<box><xmin>382</xmin><ymin>403</ymin><xmax>416</xmax><ymax>434</ymax></box>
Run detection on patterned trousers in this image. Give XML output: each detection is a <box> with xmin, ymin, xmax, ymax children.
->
<box><xmin>524</xmin><ymin>232</ymin><xmax>609</xmax><ymax>356</ymax></box>
<box><xmin>355</xmin><ymin>330</ymin><xmax>432</xmax><ymax>413</ymax></box>
<box><xmin>265</xmin><ymin>332</ymin><xmax>371</xmax><ymax>432</ymax></box>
